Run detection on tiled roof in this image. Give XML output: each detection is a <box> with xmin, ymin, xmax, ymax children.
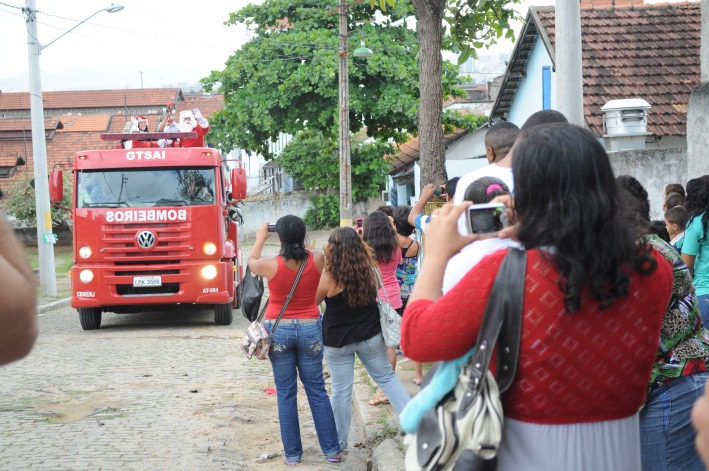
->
<box><xmin>493</xmin><ymin>4</ymin><xmax>699</xmax><ymax>137</ymax></box>
<box><xmin>56</xmin><ymin>116</ymin><xmax>111</xmax><ymax>133</ymax></box>
<box><xmin>181</xmin><ymin>94</ymin><xmax>225</xmax><ymax>120</ymax></box>
<box><xmin>389</xmin><ymin>127</ymin><xmax>469</xmax><ymax>175</ymax></box>
<box><xmin>0</xmin><ymin>88</ymin><xmax>182</xmax><ymax>111</ymax></box>
<box><xmin>0</xmin><ymin>118</ymin><xmax>63</xmax><ymax>132</ymax></box>
<box><xmin>0</xmin><ymin>126</ymin><xmax>113</xmax><ymax>175</ymax></box>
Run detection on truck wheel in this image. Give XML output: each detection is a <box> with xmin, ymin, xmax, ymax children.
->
<box><xmin>215</xmin><ymin>303</ymin><xmax>233</xmax><ymax>325</ymax></box>
<box><xmin>79</xmin><ymin>308</ymin><xmax>102</xmax><ymax>330</ymax></box>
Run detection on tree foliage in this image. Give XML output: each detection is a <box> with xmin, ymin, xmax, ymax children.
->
<box><xmin>1</xmin><ymin>170</ymin><xmax>72</xmax><ymax>227</ymax></box>
<box><xmin>201</xmin><ymin>0</ymin><xmax>463</xmax><ymax>160</ymax></box>
<box><xmin>446</xmin><ymin>0</ymin><xmax>521</xmax><ymax>64</ymax></box>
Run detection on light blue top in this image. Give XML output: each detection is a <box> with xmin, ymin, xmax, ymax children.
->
<box><xmin>682</xmin><ymin>212</ymin><xmax>709</xmax><ymax>295</ymax></box>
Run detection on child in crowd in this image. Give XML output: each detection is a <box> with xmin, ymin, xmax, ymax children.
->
<box><xmin>664</xmin><ymin>192</ymin><xmax>685</xmax><ymax>212</ymax></box>
<box><xmin>666</xmin><ymin>205</ymin><xmax>689</xmax><ymax>252</ymax></box>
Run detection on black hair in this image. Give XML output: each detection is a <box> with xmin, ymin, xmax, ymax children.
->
<box><xmin>362</xmin><ymin>211</ymin><xmax>398</xmax><ymax>264</ymax></box>
<box><xmin>393</xmin><ymin>205</ymin><xmax>415</xmax><ymax>236</ymax></box>
<box><xmin>685</xmin><ymin>178</ymin><xmax>707</xmax><ymax>215</ymax></box>
<box><xmin>512</xmin><ymin>124</ymin><xmax>656</xmax><ymax>313</ymax></box>
<box><xmin>276</xmin><ymin>215</ymin><xmax>308</xmax><ymax>262</ymax></box>
<box><xmin>462</xmin><ymin>176</ymin><xmax>510</xmax><ymax>204</ymax></box>
<box><xmin>521</xmin><ymin>110</ymin><xmax>569</xmax><ymax>131</ymax></box>
<box><xmin>664</xmin><ymin>192</ymin><xmax>684</xmax><ymax>210</ymax></box>
<box><xmin>376</xmin><ymin>205</ymin><xmax>394</xmax><ymax>218</ymax></box>
<box><xmin>445</xmin><ymin>177</ymin><xmax>460</xmax><ymax>200</ymax></box>
<box><xmin>616</xmin><ymin>175</ymin><xmax>651</xmax><ymax>223</ymax></box>
<box><xmin>648</xmin><ymin>220</ymin><xmax>670</xmax><ymax>242</ymax></box>
<box><xmin>685</xmin><ymin>177</ymin><xmax>709</xmax><ymax>243</ymax></box>
<box><xmin>665</xmin><ymin>205</ymin><xmax>689</xmax><ymax>230</ymax></box>
<box><xmin>484</xmin><ymin>122</ymin><xmax>520</xmax><ymax>160</ymax></box>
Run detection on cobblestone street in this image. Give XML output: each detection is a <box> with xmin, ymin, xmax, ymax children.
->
<box><xmin>0</xmin><ymin>299</ymin><xmax>370</xmax><ymax>470</ymax></box>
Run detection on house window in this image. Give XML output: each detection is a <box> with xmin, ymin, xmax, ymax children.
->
<box><xmin>542</xmin><ymin>66</ymin><xmax>551</xmax><ymax>110</ymax></box>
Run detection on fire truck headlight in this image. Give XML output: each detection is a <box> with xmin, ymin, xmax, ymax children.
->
<box><xmin>201</xmin><ymin>265</ymin><xmax>218</xmax><ymax>280</ymax></box>
<box><xmin>79</xmin><ymin>246</ymin><xmax>92</xmax><ymax>259</ymax></box>
<box><xmin>202</xmin><ymin>242</ymin><xmax>217</xmax><ymax>256</ymax></box>
<box><xmin>79</xmin><ymin>269</ymin><xmax>94</xmax><ymax>283</ymax></box>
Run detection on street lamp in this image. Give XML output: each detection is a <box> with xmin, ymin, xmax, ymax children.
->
<box><xmin>23</xmin><ymin>1</ymin><xmax>124</xmax><ymax>297</ymax></box>
<box><xmin>338</xmin><ymin>0</ymin><xmax>372</xmax><ymax>227</ymax></box>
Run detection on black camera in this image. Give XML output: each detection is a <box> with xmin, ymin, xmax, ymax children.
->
<box><xmin>267</xmin><ymin>224</ymin><xmax>277</xmax><ymax>232</ymax></box>
<box><xmin>433</xmin><ymin>186</ymin><xmax>447</xmax><ymax>197</ymax></box>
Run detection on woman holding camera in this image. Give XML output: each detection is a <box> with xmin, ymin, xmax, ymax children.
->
<box><xmin>316</xmin><ymin>227</ymin><xmax>410</xmax><ymax>452</ymax></box>
<box><xmin>248</xmin><ymin>216</ymin><xmax>341</xmax><ymax>465</ymax></box>
<box><xmin>401</xmin><ymin>124</ymin><xmax>674</xmax><ymax>470</ymax></box>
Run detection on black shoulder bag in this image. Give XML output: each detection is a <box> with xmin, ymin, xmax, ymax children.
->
<box><xmin>403</xmin><ymin>248</ymin><xmax>526</xmax><ymax>471</ymax></box>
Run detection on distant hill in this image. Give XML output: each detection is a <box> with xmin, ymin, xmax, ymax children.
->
<box><xmin>0</xmin><ymin>67</ymin><xmax>204</xmax><ymax>93</ymax></box>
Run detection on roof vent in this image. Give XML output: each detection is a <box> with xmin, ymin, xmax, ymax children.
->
<box><xmin>602</xmin><ymin>98</ymin><xmax>651</xmax><ymax>152</ymax></box>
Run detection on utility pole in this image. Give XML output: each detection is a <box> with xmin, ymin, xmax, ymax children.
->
<box><xmin>556</xmin><ymin>1</ymin><xmax>585</xmax><ymax>126</ymax></box>
<box><xmin>139</xmin><ymin>70</ymin><xmax>143</xmax><ymax>88</ymax></box>
<box><xmin>22</xmin><ymin>2</ymin><xmax>124</xmax><ymax>297</ymax></box>
<box><xmin>24</xmin><ymin>0</ymin><xmax>57</xmax><ymax>297</ymax></box>
<box><xmin>338</xmin><ymin>0</ymin><xmax>352</xmax><ymax>227</ymax></box>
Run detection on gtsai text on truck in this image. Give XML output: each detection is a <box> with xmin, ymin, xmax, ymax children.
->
<box><xmin>49</xmin><ymin>133</ymin><xmax>247</xmax><ymax>330</ymax></box>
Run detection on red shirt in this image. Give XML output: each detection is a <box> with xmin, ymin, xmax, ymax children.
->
<box><xmin>265</xmin><ymin>253</ymin><xmax>321</xmax><ymax>320</ymax></box>
<box><xmin>180</xmin><ymin>124</ymin><xmax>209</xmax><ymax>148</ymax></box>
<box><xmin>402</xmin><ymin>248</ymin><xmax>673</xmax><ymax>425</ymax></box>
<box><xmin>378</xmin><ymin>247</ymin><xmax>403</xmax><ymax>309</ymax></box>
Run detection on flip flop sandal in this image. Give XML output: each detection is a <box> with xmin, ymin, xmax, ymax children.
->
<box><xmin>367</xmin><ymin>394</ymin><xmax>390</xmax><ymax>406</ymax></box>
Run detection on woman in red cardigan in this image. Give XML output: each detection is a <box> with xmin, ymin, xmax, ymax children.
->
<box><xmin>401</xmin><ymin>124</ymin><xmax>674</xmax><ymax>471</ymax></box>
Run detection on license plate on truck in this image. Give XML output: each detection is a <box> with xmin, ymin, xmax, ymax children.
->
<box><xmin>133</xmin><ymin>276</ymin><xmax>162</xmax><ymax>287</ymax></box>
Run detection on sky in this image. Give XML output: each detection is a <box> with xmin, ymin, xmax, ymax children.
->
<box><xmin>0</xmin><ymin>0</ymin><xmax>258</xmax><ymax>90</ymax></box>
<box><xmin>6</xmin><ymin>1</ymin><xmax>690</xmax><ymax>92</ymax></box>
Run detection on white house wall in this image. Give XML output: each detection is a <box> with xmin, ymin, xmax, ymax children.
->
<box><xmin>507</xmin><ymin>35</ymin><xmax>556</xmax><ymax>127</ymax></box>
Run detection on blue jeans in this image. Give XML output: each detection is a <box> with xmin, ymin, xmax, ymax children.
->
<box><xmin>324</xmin><ymin>333</ymin><xmax>411</xmax><ymax>451</ymax></box>
<box><xmin>697</xmin><ymin>294</ymin><xmax>709</xmax><ymax>327</ymax></box>
<box><xmin>265</xmin><ymin>320</ymin><xmax>340</xmax><ymax>462</ymax></box>
<box><xmin>640</xmin><ymin>372</ymin><xmax>709</xmax><ymax>471</ymax></box>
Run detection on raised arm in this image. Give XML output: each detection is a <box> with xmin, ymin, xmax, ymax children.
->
<box><xmin>0</xmin><ymin>216</ymin><xmax>38</xmax><ymax>364</ymax></box>
<box><xmin>408</xmin><ymin>183</ymin><xmax>436</xmax><ymax>227</ymax></box>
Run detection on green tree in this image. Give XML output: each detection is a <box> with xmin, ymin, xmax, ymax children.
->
<box><xmin>201</xmin><ymin>0</ymin><xmax>463</xmax><ymax>191</ymax></box>
<box><xmin>1</xmin><ymin>170</ymin><xmax>72</xmax><ymax>228</ymax></box>
<box><xmin>410</xmin><ymin>0</ymin><xmax>519</xmax><ymax>187</ymax></box>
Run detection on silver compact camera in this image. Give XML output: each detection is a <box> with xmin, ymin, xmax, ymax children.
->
<box><xmin>465</xmin><ymin>202</ymin><xmax>508</xmax><ymax>235</ymax></box>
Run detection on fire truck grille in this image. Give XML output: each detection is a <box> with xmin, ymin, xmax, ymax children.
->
<box><xmin>102</xmin><ymin>222</ymin><xmax>191</xmax><ymax>259</ymax></box>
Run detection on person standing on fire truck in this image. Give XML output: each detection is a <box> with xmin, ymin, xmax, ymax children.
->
<box><xmin>178</xmin><ymin>108</ymin><xmax>209</xmax><ymax>147</ymax></box>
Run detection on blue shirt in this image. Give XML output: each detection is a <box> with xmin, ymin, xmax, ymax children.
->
<box><xmin>682</xmin><ymin>213</ymin><xmax>709</xmax><ymax>295</ymax></box>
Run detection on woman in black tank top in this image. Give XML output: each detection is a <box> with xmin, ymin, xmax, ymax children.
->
<box><xmin>316</xmin><ymin>227</ymin><xmax>410</xmax><ymax>452</ymax></box>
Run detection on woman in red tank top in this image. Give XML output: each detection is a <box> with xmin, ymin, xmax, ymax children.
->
<box><xmin>248</xmin><ymin>215</ymin><xmax>341</xmax><ymax>465</ymax></box>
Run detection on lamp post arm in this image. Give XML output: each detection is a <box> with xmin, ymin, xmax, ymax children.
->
<box><xmin>40</xmin><ymin>9</ymin><xmax>103</xmax><ymax>52</ymax></box>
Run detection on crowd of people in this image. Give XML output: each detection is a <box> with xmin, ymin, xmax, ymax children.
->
<box><xmin>246</xmin><ymin>110</ymin><xmax>709</xmax><ymax>470</ymax></box>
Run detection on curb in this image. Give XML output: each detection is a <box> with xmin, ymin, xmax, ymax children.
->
<box><xmin>351</xmin><ymin>362</ymin><xmax>406</xmax><ymax>471</ymax></box>
<box><xmin>37</xmin><ymin>297</ymin><xmax>71</xmax><ymax>315</ymax></box>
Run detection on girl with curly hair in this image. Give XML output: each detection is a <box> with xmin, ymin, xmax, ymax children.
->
<box><xmin>316</xmin><ymin>227</ymin><xmax>410</xmax><ymax>452</ymax></box>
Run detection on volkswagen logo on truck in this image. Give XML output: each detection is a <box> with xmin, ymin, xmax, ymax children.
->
<box><xmin>136</xmin><ymin>230</ymin><xmax>156</xmax><ymax>250</ymax></box>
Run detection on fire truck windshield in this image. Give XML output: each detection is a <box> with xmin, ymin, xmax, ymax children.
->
<box><xmin>76</xmin><ymin>168</ymin><xmax>216</xmax><ymax>209</ymax></box>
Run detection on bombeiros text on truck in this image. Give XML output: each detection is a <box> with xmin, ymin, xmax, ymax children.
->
<box><xmin>49</xmin><ymin>125</ymin><xmax>247</xmax><ymax>330</ymax></box>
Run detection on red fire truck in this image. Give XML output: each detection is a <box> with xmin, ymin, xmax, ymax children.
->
<box><xmin>49</xmin><ymin>132</ymin><xmax>247</xmax><ymax>330</ymax></box>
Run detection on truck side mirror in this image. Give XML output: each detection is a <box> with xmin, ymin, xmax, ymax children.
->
<box><xmin>230</xmin><ymin>167</ymin><xmax>246</xmax><ymax>201</ymax></box>
<box><xmin>49</xmin><ymin>169</ymin><xmax>63</xmax><ymax>204</ymax></box>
